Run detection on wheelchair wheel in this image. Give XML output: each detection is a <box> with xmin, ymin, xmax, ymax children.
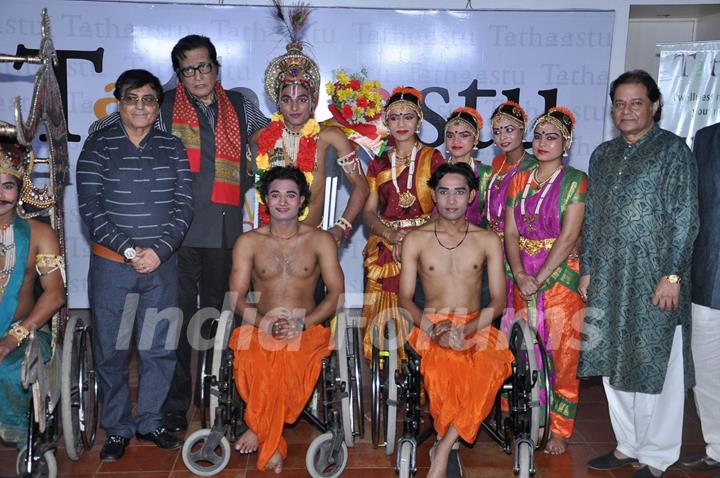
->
<box><xmin>384</xmin><ymin>320</ymin><xmax>398</xmax><ymax>455</ymax></box>
<box><xmin>182</xmin><ymin>428</ymin><xmax>231</xmax><ymax>477</ymax></box>
<box><xmin>209</xmin><ymin>310</ymin><xmax>235</xmax><ymax>427</ymax></box>
<box><xmin>198</xmin><ymin>347</ymin><xmax>212</xmax><ymax>429</ymax></box>
<box><xmin>397</xmin><ymin>441</ymin><xmax>413</xmax><ymax>478</ymax></box>
<box><xmin>335</xmin><ymin>312</ymin><xmax>354</xmax><ymax>447</ymax></box>
<box><xmin>371</xmin><ymin>325</ymin><xmax>382</xmax><ymax>447</ymax></box>
<box><xmin>370</xmin><ymin>320</ymin><xmax>398</xmax><ymax>454</ymax></box>
<box><xmin>305</xmin><ymin>431</ymin><xmax>349</xmax><ymax>478</ymax></box>
<box><xmin>534</xmin><ymin>330</ymin><xmax>552</xmax><ymax>450</ymax></box>
<box><xmin>516</xmin><ymin>440</ymin><xmax>532</xmax><ymax>478</ymax></box>
<box><xmin>510</xmin><ymin>320</ymin><xmax>549</xmax><ymax>449</ymax></box>
<box><xmin>349</xmin><ymin>325</ymin><xmax>365</xmax><ymax>440</ymax></box>
<box><xmin>16</xmin><ymin>447</ymin><xmax>57</xmax><ymax>478</ymax></box>
<box><xmin>61</xmin><ymin>315</ymin><xmax>98</xmax><ymax>461</ymax></box>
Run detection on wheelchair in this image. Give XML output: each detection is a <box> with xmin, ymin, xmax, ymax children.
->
<box><xmin>371</xmin><ymin>318</ymin><xmax>550</xmax><ymax>478</ymax></box>
<box><xmin>182</xmin><ymin>309</ymin><xmax>364</xmax><ymax>477</ymax></box>
<box><xmin>15</xmin><ymin>316</ymin><xmax>98</xmax><ymax>478</ymax></box>
<box><xmin>1</xmin><ymin>9</ymin><xmax>99</xmax><ymax>477</ymax></box>
<box><xmin>480</xmin><ymin>319</ymin><xmax>551</xmax><ymax>478</ymax></box>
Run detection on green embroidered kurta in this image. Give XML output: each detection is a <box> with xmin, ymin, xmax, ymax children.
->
<box><xmin>578</xmin><ymin>126</ymin><xmax>698</xmax><ymax>394</ymax></box>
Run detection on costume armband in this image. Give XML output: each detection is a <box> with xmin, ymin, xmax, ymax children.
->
<box><xmin>337</xmin><ymin>151</ymin><xmax>359</xmax><ymax>174</ymax></box>
<box><xmin>35</xmin><ymin>254</ymin><xmax>66</xmax><ymax>285</ymax></box>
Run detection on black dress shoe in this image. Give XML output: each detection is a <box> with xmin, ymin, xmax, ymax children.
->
<box><xmin>100</xmin><ymin>435</ymin><xmax>129</xmax><ymax>461</ymax></box>
<box><xmin>633</xmin><ymin>465</ymin><xmax>664</xmax><ymax>477</ymax></box>
<box><xmin>587</xmin><ymin>450</ymin><xmax>639</xmax><ymax>470</ymax></box>
<box><xmin>677</xmin><ymin>453</ymin><xmax>720</xmax><ymax>471</ymax></box>
<box><xmin>164</xmin><ymin>411</ymin><xmax>188</xmax><ymax>433</ymax></box>
<box><xmin>136</xmin><ymin>426</ymin><xmax>183</xmax><ymax>450</ymax></box>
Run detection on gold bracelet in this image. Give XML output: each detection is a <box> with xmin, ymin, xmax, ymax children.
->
<box><xmin>7</xmin><ymin>324</ymin><xmax>31</xmax><ymax>347</ymax></box>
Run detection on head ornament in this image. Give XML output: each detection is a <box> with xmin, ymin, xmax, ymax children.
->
<box><xmin>263</xmin><ymin>1</ymin><xmax>321</xmax><ymax>104</ymax></box>
<box><xmin>445</xmin><ymin>106</ymin><xmax>483</xmax><ymax>142</ymax></box>
<box><xmin>533</xmin><ymin>106</ymin><xmax>576</xmax><ymax>157</ymax></box>
<box><xmin>533</xmin><ymin>106</ymin><xmax>576</xmax><ymax>143</ymax></box>
<box><xmin>385</xmin><ymin>86</ymin><xmax>424</xmax><ymax>123</ymax></box>
<box><xmin>491</xmin><ymin>100</ymin><xmax>528</xmax><ymax>129</ymax></box>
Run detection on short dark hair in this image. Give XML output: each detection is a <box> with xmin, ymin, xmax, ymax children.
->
<box><xmin>171</xmin><ymin>35</ymin><xmax>220</xmax><ymax>72</ymax></box>
<box><xmin>610</xmin><ymin>69</ymin><xmax>662</xmax><ymax>122</ymax></box>
<box><xmin>258</xmin><ymin>166</ymin><xmax>311</xmax><ymax>216</ymax></box>
<box><xmin>427</xmin><ymin>162</ymin><xmax>478</xmax><ymax>191</ymax></box>
<box><xmin>113</xmin><ymin>69</ymin><xmax>164</xmax><ymax>105</ymax></box>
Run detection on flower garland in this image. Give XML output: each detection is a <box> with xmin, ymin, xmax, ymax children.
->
<box><xmin>255</xmin><ymin>112</ymin><xmax>320</xmax><ymax>225</ymax></box>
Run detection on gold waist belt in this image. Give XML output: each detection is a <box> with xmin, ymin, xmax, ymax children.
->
<box><xmin>519</xmin><ymin>236</ymin><xmax>556</xmax><ymax>255</ymax></box>
<box><xmin>379</xmin><ymin>215</ymin><xmax>430</xmax><ymax>230</ymax></box>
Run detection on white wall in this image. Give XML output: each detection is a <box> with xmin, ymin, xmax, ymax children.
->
<box><xmin>626</xmin><ymin>19</ymin><xmax>696</xmax><ymax>79</ymax></box>
<box><xmin>697</xmin><ymin>12</ymin><xmax>720</xmax><ymax>40</ymax></box>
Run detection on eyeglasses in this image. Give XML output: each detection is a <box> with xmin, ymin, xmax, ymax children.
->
<box><xmin>178</xmin><ymin>62</ymin><xmax>213</xmax><ymax>78</ymax></box>
<box><xmin>612</xmin><ymin>99</ymin><xmax>646</xmax><ymax>111</ymax></box>
<box><xmin>120</xmin><ymin>95</ymin><xmax>159</xmax><ymax>106</ymax></box>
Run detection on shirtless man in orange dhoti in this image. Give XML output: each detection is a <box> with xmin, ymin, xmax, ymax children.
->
<box><xmin>227</xmin><ymin>166</ymin><xmax>344</xmax><ymax>473</ymax></box>
<box><xmin>399</xmin><ymin>162</ymin><xmax>514</xmax><ymax>478</ymax></box>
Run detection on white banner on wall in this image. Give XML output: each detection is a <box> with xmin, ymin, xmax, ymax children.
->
<box><xmin>658</xmin><ymin>41</ymin><xmax>720</xmax><ymax>148</ymax></box>
<box><xmin>0</xmin><ymin>2</ymin><xmax>614</xmax><ymax>308</ymax></box>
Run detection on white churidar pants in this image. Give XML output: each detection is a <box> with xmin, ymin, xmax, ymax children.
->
<box><xmin>603</xmin><ymin>325</ymin><xmax>684</xmax><ymax>472</ymax></box>
<box><xmin>691</xmin><ymin>303</ymin><xmax>720</xmax><ymax>462</ymax></box>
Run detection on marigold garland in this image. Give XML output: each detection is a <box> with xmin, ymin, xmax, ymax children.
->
<box><xmin>255</xmin><ymin>112</ymin><xmax>319</xmax><ymax>225</ymax></box>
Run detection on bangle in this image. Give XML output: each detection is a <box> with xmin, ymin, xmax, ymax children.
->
<box><xmin>425</xmin><ymin>323</ymin><xmax>436</xmax><ymax>337</ymax></box>
<box><xmin>334</xmin><ymin>217</ymin><xmax>353</xmax><ymax>240</ymax></box>
<box><xmin>7</xmin><ymin>324</ymin><xmax>31</xmax><ymax>347</ymax></box>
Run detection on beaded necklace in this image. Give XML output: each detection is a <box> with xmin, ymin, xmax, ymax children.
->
<box><xmin>519</xmin><ymin>165</ymin><xmax>564</xmax><ymax>222</ymax></box>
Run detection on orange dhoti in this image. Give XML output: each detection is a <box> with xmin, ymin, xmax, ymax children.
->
<box><xmin>407</xmin><ymin>313</ymin><xmax>514</xmax><ymax>443</ymax></box>
<box><xmin>230</xmin><ymin>324</ymin><xmax>331</xmax><ymax>471</ymax></box>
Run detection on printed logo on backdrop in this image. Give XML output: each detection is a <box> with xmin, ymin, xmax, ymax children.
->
<box><xmin>0</xmin><ymin>2</ymin><xmax>614</xmax><ymax>307</ymax></box>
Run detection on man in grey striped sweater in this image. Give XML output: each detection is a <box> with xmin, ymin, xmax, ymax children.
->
<box><xmin>90</xmin><ymin>36</ymin><xmax>268</xmax><ymax>433</ymax></box>
<box><xmin>77</xmin><ymin>69</ymin><xmax>193</xmax><ymax>461</ymax></box>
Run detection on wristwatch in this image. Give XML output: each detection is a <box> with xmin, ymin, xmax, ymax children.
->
<box><xmin>666</xmin><ymin>274</ymin><xmax>682</xmax><ymax>284</ymax></box>
<box><xmin>7</xmin><ymin>323</ymin><xmax>31</xmax><ymax>347</ymax></box>
<box><xmin>123</xmin><ymin>247</ymin><xmax>137</xmax><ymax>262</ymax></box>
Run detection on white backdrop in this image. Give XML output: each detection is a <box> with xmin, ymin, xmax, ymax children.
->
<box><xmin>0</xmin><ymin>2</ymin><xmax>615</xmax><ymax>307</ymax></box>
<box><xmin>658</xmin><ymin>40</ymin><xmax>720</xmax><ymax>148</ymax></box>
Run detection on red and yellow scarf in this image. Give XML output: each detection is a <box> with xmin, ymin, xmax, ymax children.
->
<box><xmin>171</xmin><ymin>82</ymin><xmax>242</xmax><ymax>206</ymax></box>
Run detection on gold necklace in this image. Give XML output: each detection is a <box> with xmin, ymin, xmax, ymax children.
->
<box><xmin>270</xmin><ymin>225</ymin><xmax>299</xmax><ymax>240</ymax></box>
<box><xmin>532</xmin><ymin>165</ymin><xmax>562</xmax><ymax>188</ymax></box>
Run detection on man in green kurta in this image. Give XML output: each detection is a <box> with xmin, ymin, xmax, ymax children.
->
<box><xmin>578</xmin><ymin>70</ymin><xmax>698</xmax><ymax>478</ymax></box>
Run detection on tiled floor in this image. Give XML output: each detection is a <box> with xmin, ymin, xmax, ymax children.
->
<box><xmin>0</xmin><ymin>364</ymin><xmax>712</xmax><ymax>477</ymax></box>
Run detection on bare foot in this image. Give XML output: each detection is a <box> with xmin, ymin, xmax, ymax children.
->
<box><xmin>428</xmin><ymin>440</ymin><xmax>455</xmax><ymax>478</ymax></box>
<box><xmin>233</xmin><ymin>429</ymin><xmax>258</xmax><ymax>454</ymax></box>
<box><xmin>544</xmin><ymin>433</ymin><xmax>569</xmax><ymax>455</ymax></box>
<box><xmin>265</xmin><ymin>449</ymin><xmax>284</xmax><ymax>474</ymax></box>
<box><xmin>428</xmin><ymin>442</ymin><xmax>439</xmax><ymax>466</ymax></box>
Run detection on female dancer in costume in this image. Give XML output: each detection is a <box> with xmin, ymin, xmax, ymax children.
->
<box><xmin>444</xmin><ymin>107</ymin><xmax>491</xmax><ymax>226</ymax></box>
<box><xmin>361</xmin><ymin>86</ymin><xmax>445</xmax><ymax>359</ymax></box>
<box><xmin>504</xmin><ymin>107</ymin><xmax>587</xmax><ymax>455</ymax></box>
<box><xmin>486</xmin><ymin>101</ymin><xmax>537</xmax><ymax>331</ymax></box>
